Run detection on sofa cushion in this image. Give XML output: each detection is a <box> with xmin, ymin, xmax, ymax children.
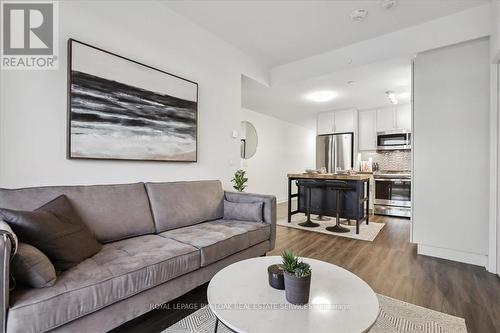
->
<box><xmin>7</xmin><ymin>235</ymin><xmax>200</xmax><ymax>333</ymax></box>
<box><xmin>12</xmin><ymin>243</ymin><xmax>56</xmax><ymax>288</ymax></box>
<box><xmin>146</xmin><ymin>181</ymin><xmax>224</xmax><ymax>232</ymax></box>
<box><xmin>224</xmin><ymin>200</ymin><xmax>263</xmax><ymax>222</ymax></box>
<box><xmin>0</xmin><ymin>183</ymin><xmax>155</xmax><ymax>243</ymax></box>
<box><xmin>159</xmin><ymin>219</ymin><xmax>270</xmax><ymax>266</ymax></box>
<box><xmin>1</xmin><ymin>195</ymin><xmax>102</xmax><ymax>271</ymax></box>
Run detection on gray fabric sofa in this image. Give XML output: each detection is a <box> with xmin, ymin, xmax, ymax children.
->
<box><xmin>0</xmin><ymin>180</ymin><xmax>276</xmax><ymax>333</ymax></box>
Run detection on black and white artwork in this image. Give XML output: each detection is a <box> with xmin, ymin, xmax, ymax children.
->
<box><xmin>68</xmin><ymin>39</ymin><xmax>198</xmax><ymax>162</ymax></box>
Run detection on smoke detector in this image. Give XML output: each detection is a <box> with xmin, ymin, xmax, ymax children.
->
<box><xmin>381</xmin><ymin>0</ymin><xmax>398</xmax><ymax>10</ymax></box>
<box><xmin>350</xmin><ymin>9</ymin><xmax>368</xmax><ymax>22</ymax></box>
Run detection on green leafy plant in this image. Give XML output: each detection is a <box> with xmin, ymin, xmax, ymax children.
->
<box><xmin>281</xmin><ymin>250</ymin><xmax>311</xmax><ymax>277</ymax></box>
<box><xmin>231</xmin><ymin>169</ymin><xmax>248</xmax><ymax>192</ymax></box>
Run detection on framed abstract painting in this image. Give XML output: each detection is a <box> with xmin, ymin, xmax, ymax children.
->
<box><xmin>67</xmin><ymin>39</ymin><xmax>198</xmax><ymax>162</ymax></box>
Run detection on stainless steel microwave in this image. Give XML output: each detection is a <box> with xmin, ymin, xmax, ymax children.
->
<box><xmin>377</xmin><ymin>130</ymin><xmax>411</xmax><ymax>151</ymax></box>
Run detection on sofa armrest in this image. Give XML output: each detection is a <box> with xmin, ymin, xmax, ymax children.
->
<box><xmin>0</xmin><ymin>222</ymin><xmax>14</xmax><ymax>333</ymax></box>
<box><xmin>224</xmin><ymin>191</ymin><xmax>277</xmax><ymax>250</ymax></box>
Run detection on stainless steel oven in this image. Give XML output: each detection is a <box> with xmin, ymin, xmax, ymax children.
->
<box><xmin>374</xmin><ymin>171</ymin><xmax>411</xmax><ymax>218</ymax></box>
<box><xmin>377</xmin><ymin>130</ymin><xmax>411</xmax><ymax>151</ymax></box>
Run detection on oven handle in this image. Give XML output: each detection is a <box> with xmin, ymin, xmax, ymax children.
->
<box><xmin>374</xmin><ymin>178</ymin><xmax>411</xmax><ymax>182</ymax></box>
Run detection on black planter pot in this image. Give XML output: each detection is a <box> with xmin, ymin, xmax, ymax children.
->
<box><xmin>284</xmin><ymin>272</ymin><xmax>311</xmax><ymax>305</ymax></box>
<box><xmin>267</xmin><ymin>264</ymin><xmax>285</xmax><ymax>290</ymax></box>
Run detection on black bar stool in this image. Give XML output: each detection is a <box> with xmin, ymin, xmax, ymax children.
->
<box><xmin>325</xmin><ymin>180</ymin><xmax>353</xmax><ymax>233</ymax></box>
<box><xmin>296</xmin><ymin>180</ymin><xmax>323</xmax><ymax>227</ymax></box>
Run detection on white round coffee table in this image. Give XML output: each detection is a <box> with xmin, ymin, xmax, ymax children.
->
<box><xmin>207</xmin><ymin>256</ymin><xmax>379</xmax><ymax>333</ymax></box>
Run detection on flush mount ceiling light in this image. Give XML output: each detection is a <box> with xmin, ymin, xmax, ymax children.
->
<box><xmin>350</xmin><ymin>9</ymin><xmax>368</xmax><ymax>22</ymax></box>
<box><xmin>386</xmin><ymin>90</ymin><xmax>398</xmax><ymax>105</ymax></box>
<box><xmin>381</xmin><ymin>0</ymin><xmax>398</xmax><ymax>10</ymax></box>
<box><xmin>305</xmin><ymin>90</ymin><xmax>337</xmax><ymax>103</ymax></box>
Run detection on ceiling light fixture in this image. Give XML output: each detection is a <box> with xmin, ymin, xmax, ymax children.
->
<box><xmin>386</xmin><ymin>91</ymin><xmax>398</xmax><ymax>105</ymax></box>
<box><xmin>350</xmin><ymin>9</ymin><xmax>368</xmax><ymax>22</ymax></box>
<box><xmin>305</xmin><ymin>90</ymin><xmax>337</xmax><ymax>103</ymax></box>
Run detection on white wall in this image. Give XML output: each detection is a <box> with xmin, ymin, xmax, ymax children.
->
<box><xmin>496</xmin><ymin>63</ymin><xmax>500</xmax><ymax>275</ymax></box>
<box><xmin>240</xmin><ymin>108</ymin><xmax>315</xmax><ymax>202</ymax></box>
<box><xmin>491</xmin><ymin>1</ymin><xmax>500</xmax><ymax>62</ymax></box>
<box><xmin>488</xmin><ymin>0</ymin><xmax>500</xmax><ymax>274</ymax></box>
<box><xmin>491</xmin><ymin>0</ymin><xmax>500</xmax><ymax>277</ymax></box>
<box><xmin>413</xmin><ymin>38</ymin><xmax>490</xmax><ymax>267</ymax></box>
<box><xmin>0</xmin><ymin>1</ymin><xmax>268</xmax><ymax>189</ymax></box>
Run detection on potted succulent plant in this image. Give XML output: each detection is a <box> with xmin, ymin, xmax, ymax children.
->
<box><xmin>281</xmin><ymin>250</ymin><xmax>312</xmax><ymax>305</ymax></box>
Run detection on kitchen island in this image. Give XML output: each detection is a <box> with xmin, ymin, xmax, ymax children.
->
<box><xmin>287</xmin><ymin>173</ymin><xmax>370</xmax><ymax>234</ymax></box>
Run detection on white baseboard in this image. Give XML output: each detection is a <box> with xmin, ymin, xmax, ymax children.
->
<box><xmin>417</xmin><ymin>244</ymin><xmax>488</xmax><ymax>268</ymax></box>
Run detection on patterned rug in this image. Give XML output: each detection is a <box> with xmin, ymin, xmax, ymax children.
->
<box><xmin>277</xmin><ymin>214</ymin><xmax>385</xmax><ymax>241</ymax></box>
<box><xmin>163</xmin><ymin>294</ymin><xmax>467</xmax><ymax>333</ymax></box>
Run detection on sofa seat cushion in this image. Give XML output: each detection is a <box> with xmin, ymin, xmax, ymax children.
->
<box><xmin>159</xmin><ymin>219</ymin><xmax>270</xmax><ymax>266</ymax></box>
<box><xmin>7</xmin><ymin>235</ymin><xmax>200</xmax><ymax>333</ymax></box>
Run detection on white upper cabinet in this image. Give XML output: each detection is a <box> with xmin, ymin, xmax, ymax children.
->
<box><xmin>396</xmin><ymin>104</ymin><xmax>411</xmax><ymax>130</ymax></box>
<box><xmin>317</xmin><ymin>112</ymin><xmax>335</xmax><ymax>134</ymax></box>
<box><xmin>333</xmin><ymin>109</ymin><xmax>356</xmax><ymax>133</ymax></box>
<box><xmin>317</xmin><ymin>109</ymin><xmax>356</xmax><ymax>135</ymax></box>
<box><xmin>376</xmin><ymin>107</ymin><xmax>396</xmax><ymax>132</ymax></box>
<box><xmin>358</xmin><ymin>109</ymin><xmax>377</xmax><ymax>151</ymax></box>
<box><xmin>376</xmin><ymin>104</ymin><xmax>411</xmax><ymax>132</ymax></box>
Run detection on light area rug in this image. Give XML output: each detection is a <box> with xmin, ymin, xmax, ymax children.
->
<box><xmin>277</xmin><ymin>213</ymin><xmax>385</xmax><ymax>241</ymax></box>
<box><xmin>163</xmin><ymin>294</ymin><xmax>467</xmax><ymax>333</ymax></box>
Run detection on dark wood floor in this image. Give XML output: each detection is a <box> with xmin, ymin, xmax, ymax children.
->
<box><xmin>270</xmin><ymin>204</ymin><xmax>500</xmax><ymax>333</ymax></box>
<box><xmin>115</xmin><ymin>203</ymin><xmax>500</xmax><ymax>333</ymax></box>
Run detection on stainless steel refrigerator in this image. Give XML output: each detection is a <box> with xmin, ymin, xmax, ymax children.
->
<box><xmin>316</xmin><ymin>133</ymin><xmax>354</xmax><ymax>173</ymax></box>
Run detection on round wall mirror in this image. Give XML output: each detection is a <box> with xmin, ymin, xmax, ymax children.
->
<box><xmin>240</xmin><ymin>121</ymin><xmax>258</xmax><ymax>159</ymax></box>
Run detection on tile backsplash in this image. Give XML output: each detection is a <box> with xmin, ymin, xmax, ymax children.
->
<box><xmin>360</xmin><ymin>150</ymin><xmax>411</xmax><ymax>171</ymax></box>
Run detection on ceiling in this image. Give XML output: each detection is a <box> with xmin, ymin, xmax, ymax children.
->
<box><xmin>164</xmin><ymin>0</ymin><xmax>488</xmax><ymax>67</ymax></box>
<box><xmin>242</xmin><ymin>57</ymin><xmax>412</xmax><ymax>129</ymax></box>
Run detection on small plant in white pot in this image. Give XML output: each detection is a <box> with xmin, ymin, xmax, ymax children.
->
<box><xmin>281</xmin><ymin>250</ymin><xmax>312</xmax><ymax>305</ymax></box>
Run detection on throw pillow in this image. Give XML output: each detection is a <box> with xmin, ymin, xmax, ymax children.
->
<box><xmin>0</xmin><ymin>195</ymin><xmax>102</xmax><ymax>271</ymax></box>
<box><xmin>224</xmin><ymin>200</ymin><xmax>263</xmax><ymax>222</ymax></box>
<box><xmin>12</xmin><ymin>243</ymin><xmax>56</xmax><ymax>288</ymax></box>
